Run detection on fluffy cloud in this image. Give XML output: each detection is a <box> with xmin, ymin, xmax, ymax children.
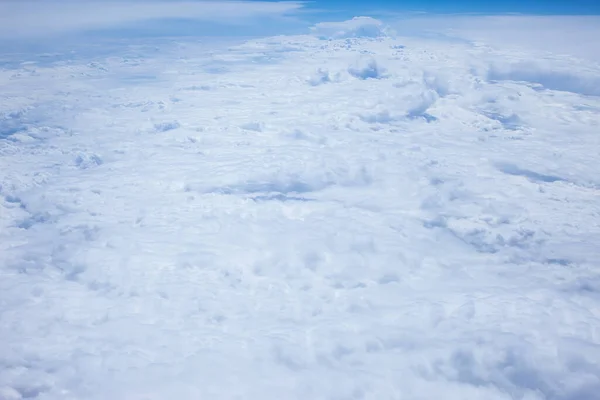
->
<box><xmin>0</xmin><ymin>0</ymin><xmax>306</xmax><ymax>38</ymax></box>
<box><xmin>310</xmin><ymin>16</ymin><xmax>394</xmax><ymax>39</ymax></box>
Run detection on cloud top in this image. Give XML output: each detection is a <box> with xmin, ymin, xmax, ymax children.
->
<box><xmin>310</xmin><ymin>16</ymin><xmax>394</xmax><ymax>40</ymax></box>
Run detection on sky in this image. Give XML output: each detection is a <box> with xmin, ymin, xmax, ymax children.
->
<box><xmin>308</xmin><ymin>0</ymin><xmax>600</xmax><ymax>16</ymax></box>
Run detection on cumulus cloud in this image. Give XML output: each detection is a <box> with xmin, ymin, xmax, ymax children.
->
<box><xmin>0</xmin><ymin>0</ymin><xmax>306</xmax><ymax>39</ymax></box>
<box><xmin>310</xmin><ymin>16</ymin><xmax>394</xmax><ymax>39</ymax></box>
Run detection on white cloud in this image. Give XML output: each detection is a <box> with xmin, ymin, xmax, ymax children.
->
<box><xmin>310</xmin><ymin>16</ymin><xmax>394</xmax><ymax>39</ymax></box>
<box><xmin>386</xmin><ymin>14</ymin><xmax>600</xmax><ymax>63</ymax></box>
<box><xmin>2</xmin><ymin>13</ymin><xmax>600</xmax><ymax>400</ymax></box>
<box><xmin>0</xmin><ymin>0</ymin><xmax>306</xmax><ymax>38</ymax></box>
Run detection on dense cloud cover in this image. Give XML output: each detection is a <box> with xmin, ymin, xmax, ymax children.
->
<box><xmin>1</xmin><ymin>10</ymin><xmax>600</xmax><ymax>400</ymax></box>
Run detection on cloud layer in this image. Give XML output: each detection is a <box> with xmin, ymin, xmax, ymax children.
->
<box><xmin>2</xmin><ymin>12</ymin><xmax>600</xmax><ymax>400</ymax></box>
<box><xmin>0</xmin><ymin>0</ymin><xmax>306</xmax><ymax>39</ymax></box>
<box><xmin>388</xmin><ymin>14</ymin><xmax>600</xmax><ymax>63</ymax></box>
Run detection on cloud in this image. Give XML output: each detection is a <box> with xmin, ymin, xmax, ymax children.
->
<box><xmin>385</xmin><ymin>14</ymin><xmax>600</xmax><ymax>63</ymax></box>
<box><xmin>310</xmin><ymin>16</ymin><xmax>394</xmax><ymax>39</ymax></box>
<box><xmin>0</xmin><ymin>0</ymin><xmax>306</xmax><ymax>39</ymax></box>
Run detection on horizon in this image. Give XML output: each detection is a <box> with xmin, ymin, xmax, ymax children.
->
<box><xmin>2</xmin><ymin>0</ymin><xmax>600</xmax><ymax>41</ymax></box>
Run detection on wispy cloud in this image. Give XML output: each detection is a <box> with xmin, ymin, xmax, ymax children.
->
<box><xmin>0</xmin><ymin>0</ymin><xmax>306</xmax><ymax>38</ymax></box>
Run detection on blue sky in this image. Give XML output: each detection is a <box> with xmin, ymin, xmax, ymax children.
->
<box><xmin>305</xmin><ymin>0</ymin><xmax>600</xmax><ymax>15</ymax></box>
